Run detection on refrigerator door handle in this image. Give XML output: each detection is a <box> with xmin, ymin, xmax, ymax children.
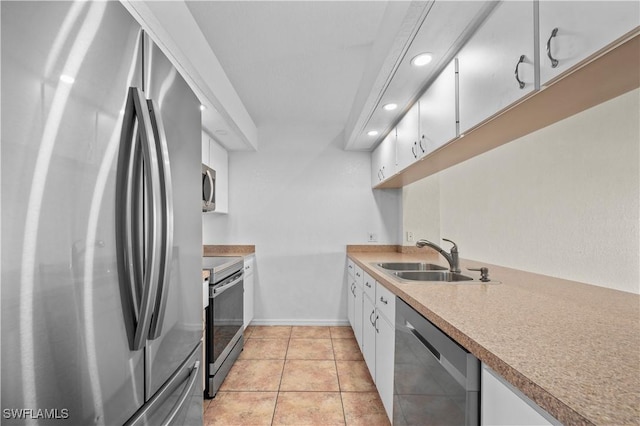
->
<box><xmin>160</xmin><ymin>360</ymin><xmax>200</xmax><ymax>426</ymax></box>
<box><xmin>116</xmin><ymin>87</ymin><xmax>162</xmax><ymax>351</ymax></box>
<box><xmin>147</xmin><ymin>99</ymin><xmax>174</xmax><ymax>340</ymax></box>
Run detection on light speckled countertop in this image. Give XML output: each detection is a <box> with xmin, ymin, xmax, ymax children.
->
<box><xmin>203</xmin><ymin>245</ymin><xmax>255</xmax><ymax>257</ymax></box>
<box><xmin>348</xmin><ymin>250</ymin><xmax>640</xmax><ymax>426</ymax></box>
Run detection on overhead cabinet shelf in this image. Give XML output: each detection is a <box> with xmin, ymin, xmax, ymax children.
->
<box><xmin>373</xmin><ymin>0</ymin><xmax>640</xmax><ymax>189</ymax></box>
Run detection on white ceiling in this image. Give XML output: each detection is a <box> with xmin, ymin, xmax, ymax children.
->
<box><xmin>182</xmin><ymin>1</ymin><xmax>494</xmax><ymax>152</ymax></box>
<box><xmin>185</xmin><ymin>1</ymin><xmax>390</xmax><ymax>133</ymax></box>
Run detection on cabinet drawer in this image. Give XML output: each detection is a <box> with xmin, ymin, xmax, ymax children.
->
<box><xmin>347</xmin><ymin>259</ymin><xmax>355</xmax><ymax>277</ymax></box>
<box><xmin>363</xmin><ymin>272</ymin><xmax>376</xmax><ymax>300</ymax></box>
<box><xmin>354</xmin><ymin>264</ymin><xmax>364</xmax><ymax>286</ymax></box>
<box><xmin>376</xmin><ymin>282</ymin><xmax>395</xmax><ymax>323</ymax></box>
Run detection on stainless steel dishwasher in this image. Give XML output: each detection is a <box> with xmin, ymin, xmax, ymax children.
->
<box><xmin>394</xmin><ymin>298</ymin><xmax>480</xmax><ymax>425</ymax></box>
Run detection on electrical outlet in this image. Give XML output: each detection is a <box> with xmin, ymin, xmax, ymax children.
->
<box><xmin>368</xmin><ymin>232</ymin><xmax>378</xmax><ymax>242</ymax></box>
<box><xmin>406</xmin><ymin>231</ymin><xmax>414</xmax><ymax>242</ymax></box>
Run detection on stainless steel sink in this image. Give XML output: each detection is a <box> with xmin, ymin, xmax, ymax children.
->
<box><xmin>393</xmin><ymin>271</ymin><xmax>475</xmax><ymax>282</ymax></box>
<box><xmin>376</xmin><ymin>262</ymin><xmax>447</xmax><ymax>271</ymax></box>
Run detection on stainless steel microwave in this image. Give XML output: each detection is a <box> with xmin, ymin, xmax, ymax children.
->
<box><xmin>202</xmin><ymin>164</ymin><xmax>216</xmax><ymax>212</ymax></box>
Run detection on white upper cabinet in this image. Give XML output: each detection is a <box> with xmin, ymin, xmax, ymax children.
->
<box><xmin>395</xmin><ymin>102</ymin><xmax>421</xmax><ymax>172</ymax></box>
<box><xmin>458</xmin><ymin>0</ymin><xmax>536</xmax><ymax>134</ymax></box>
<box><xmin>539</xmin><ymin>1</ymin><xmax>640</xmax><ymax>86</ymax></box>
<box><xmin>371</xmin><ymin>129</ymin><xmax>396</xmax><ymax>187</ymax></box>
<box><xmin>201</xmin><ymin>136</ymin><xmax>210</xmax><ymax>165</ymax></box>
<box><xmin>418</xmin><ymin>59</ymin><xmax>458</xmax><ymax>157</ymax></box>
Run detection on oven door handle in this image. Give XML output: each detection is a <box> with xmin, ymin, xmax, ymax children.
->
<box><xmin>212</xmin><ymin>276</ymin><xmax>243</xmax><ymax>298</ymax></box>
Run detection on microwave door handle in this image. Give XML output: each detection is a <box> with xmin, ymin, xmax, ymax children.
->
<box><xmin>116</xmin><ymin>87</ymin><xmax>160</xmax><ymax>351</ymax></box>
<box><xmin>147</xmin><ymin>99</ymin><xmax>174</xmax><ymax>340</ymax></box>
<box><xmin>205</xmin><ymin>169</ymin><xmax>214</xmax><ymax>204</ymax></box>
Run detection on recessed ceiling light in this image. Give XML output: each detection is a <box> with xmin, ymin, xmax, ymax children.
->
<box><xmin>59</xmin><ymin>74</ymin><xmax>75</xmax><ymax>84</ymax></box>
<box><xmin>383</xmin><ymin>103</ymin><xmax>398</xmax><ymax>111</ymax></box>
<box><xmin>200</xmin><ymin>105</ymin><xmax>206</xmax><ymax>111</ymax></box>
<box><xmin>367</xmin><ymin>130</ymin><xmax>379</xmax><ymax>137</ymax></box>
<box><xmin>411</xmin><ymin>53</ymin><xmax>433</xmax><ymax>67</ymax></box>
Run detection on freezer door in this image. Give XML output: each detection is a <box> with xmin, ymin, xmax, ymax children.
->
<box><xmin>126</xmin><ymin>342</ymin><xmax>203</xmax><ymax>426</ymax></box>
<box><xmin>1</xmin><ymin>2</ymin><xmax>146</xmax><ymax>425</ymax></box>
<box><xmin>142</xmin><ymin>36</ymin><xmax>204</xmax><ymax>398</ymax></box>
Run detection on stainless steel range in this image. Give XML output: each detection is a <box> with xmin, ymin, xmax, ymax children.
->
<box><xmin>202</xmin><ymin>257</ymin><xmax>244</xmax><ymax>398</ymax></box>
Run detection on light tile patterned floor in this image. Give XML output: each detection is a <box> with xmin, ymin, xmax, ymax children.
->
<box><xmin>204</xmin><ymin>326</ymin><xmax>390</xmax><ymax>426</ymax></box>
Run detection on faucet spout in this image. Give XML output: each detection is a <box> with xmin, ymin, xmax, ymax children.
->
<box><xmin>415</xmin><ymin>238</ymin><xmax>460</xmax><ymax>273</ymax></box>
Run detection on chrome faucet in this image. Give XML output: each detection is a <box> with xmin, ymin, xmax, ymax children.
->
<box><xmin>416</xmin><ymin>238</ymin><xmax>460</xmax><ymax>273</ymax></box>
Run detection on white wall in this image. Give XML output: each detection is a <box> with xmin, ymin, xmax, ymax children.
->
<box><xmin>404</xmin><ymin>89</ymin><xmax>639</xmax><ymax>294</ymax></box>
<box><xmin>203</xmin><ymin>124</ymin><xmax>401</xmax><ymax>324</ymax></box>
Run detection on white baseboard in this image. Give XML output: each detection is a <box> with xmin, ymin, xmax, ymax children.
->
<box><xmin>249</xmin><ymin>319</ymin><xmax>350</xmax><ymax>327</ymax></box>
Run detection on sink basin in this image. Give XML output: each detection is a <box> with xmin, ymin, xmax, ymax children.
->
<box><xmin>393</xmin><ymin>271</ymin><xmax>475</xmax><ymax>282</ymax></box>
<box><xmin>376</xmin><ymin>262</ymin><xmax>447</xmax><ymax>271</ymax></box>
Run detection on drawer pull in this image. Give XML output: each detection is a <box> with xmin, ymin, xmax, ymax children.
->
<box><xmin>379</xmin><ymin>296</ymin><xmax>388</xmax><ymax>305</ymax></box>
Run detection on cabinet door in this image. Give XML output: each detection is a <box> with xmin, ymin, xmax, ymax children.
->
<box><xmin>201</xmin><ymin>132</ymin><xmax>210</xmax><ymax>165</ymax></box>
<box><xmin>208</xmin><ymin>138</ymin><xmax>229</xmax><ymax>213</ymax></box>
<box><xmin>418</xmin><ymin>60</ymin><xmax>458</xmax><ymax>157</ymax></box>
<box><xmin>362</xmin><ymin>294</ymin><xmax>377</xmax><ymax>380</ymax></box>
<box><xmin>375</xmin><ymin>312</ymin><xmax>395</xmax><ymax>421</ymax></box>
<box><xmin>347</xmin><ymin>279</ymin><xmax>355</xmax><ymax>330</ymax></box>
<box><xmin>371</xmin><ymin>130</ymin><xmax>396</xmax><ymax>187</ymax></box>
<box><xmin>243</xmin><ymin>257</ymin><xmax>255</xmax><ymax>328</ymax></box>
<box><xmin>539</xmin><ymin>1</ymin><xmax>640</xmax><ymax>85</ymax></box>
<box><xmin>458</xmin><ymin>1</ymin><xmax>535</xmax><ymax>133</ymax></box>
<box><xmin>354</xmin><ymin>282</ymin><xmax>364</xmax><ymax>351</ymax></box>
<box><xmin>481</xmin><ymin>364</ymin><xmax>557</xmax><ymax>425</ymax></box>
<box><xmin>395</xmin><ymin>103</ymin><xmax>420</xmax><ymax>172</ymax></box>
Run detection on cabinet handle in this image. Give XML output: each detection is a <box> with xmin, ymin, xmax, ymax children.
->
<box><xmin>375</xmin><ymin>314</ymin><xmax>379</xmax><ymax>333</ymax></box>
<box><xmin>369</xmin><ymin>309</ymin><xmax>376</xmax><ymax>326</ymax></box>
<box><xmin>365</xmin><ymin>281</ymin><xmax>371</xmax><ymax>288</ymax></box>
<box><xmin>546</xmin><ymin>27</ymin><xmax>559</xmax><ymax>68</ymax></box>
<box><xmin>379</xmin><ymin>296</ymin><xmax>388</xmax><ymax>305</ymax></box>
<box><xmin>411</xmin><ymin>142</ymin><xmax>418</xmax><ymax>159</ymax></box>
<box><xmin>378</xmin><ymin>169</ymin><xmax>382</xmax><ymax>181</ymax></box>
<box><xmin>356</xmin><ymin>272</ymin><xmax>361</xmax><ymax>277</ymax></box>
<box><xmin>514</xmin><ymin>55</ymin><xmax>526</xmax><ymax>89</ymax></box>
<box><xmin>419</xmin><ymin>136</ymin><xmax>425</xmax><ymax>153</ymax></box>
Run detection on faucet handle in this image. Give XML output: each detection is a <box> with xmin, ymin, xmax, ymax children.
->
<box><xmin>442</xmin><ymin>238</ymin><xmax>458</xmax><ymax>252</ymax></box>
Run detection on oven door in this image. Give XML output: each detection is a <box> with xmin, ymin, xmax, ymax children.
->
<box><xmin>208</xmin><ymin>272</ymin><xmax>243</xmax><ymax>374</ymax></box>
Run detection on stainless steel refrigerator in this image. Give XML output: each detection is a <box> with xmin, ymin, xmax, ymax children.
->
<box><xmin>1</xmin><ymin>2</ymin><xmax>203</xmax><ymax>425</ymax></box>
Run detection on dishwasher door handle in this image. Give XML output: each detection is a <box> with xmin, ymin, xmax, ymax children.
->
<box><xmin>406</xmin><ymin>320</ymin><xmax>440</xmax><ymax>360</ymax></box>
<box><xmin>404</xmin><ymin>319</ymin><xmax>469</xmax><ymax>389</ymax></box>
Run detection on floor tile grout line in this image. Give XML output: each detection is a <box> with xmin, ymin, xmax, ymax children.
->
<box><xmin>331</xmin><ymin>337</ymin><xmax>349</xmax><ymax>425</ymax></box>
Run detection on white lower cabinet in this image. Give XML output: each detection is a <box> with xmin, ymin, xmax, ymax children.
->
<box><xmin>346</xmin><ymin>261</ymin><xmax>395</xmax><ymax>422</ymax></box>
<box><xmin>347</xmin><ymin>274</ymin><xmax>364</xmax><ymax>351</ymax></box>
<box><xmin>243</xmin><ymin>255</ymin><xmax>255</xmax><ymax>329</ymax></box>
<box><xmin>481</xmin><ymin>363</ymin><xmax>559</xmax><ymax>426</ymax></box>
<box><xmin>374</xmin><ymin>310</ymin><xmax>394</xmax><ymax>420</ymax></box>
<box><xmin>362</xmin><ymin>294</ymin><xmax>376</xmax><ymax>378</ymax></box>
